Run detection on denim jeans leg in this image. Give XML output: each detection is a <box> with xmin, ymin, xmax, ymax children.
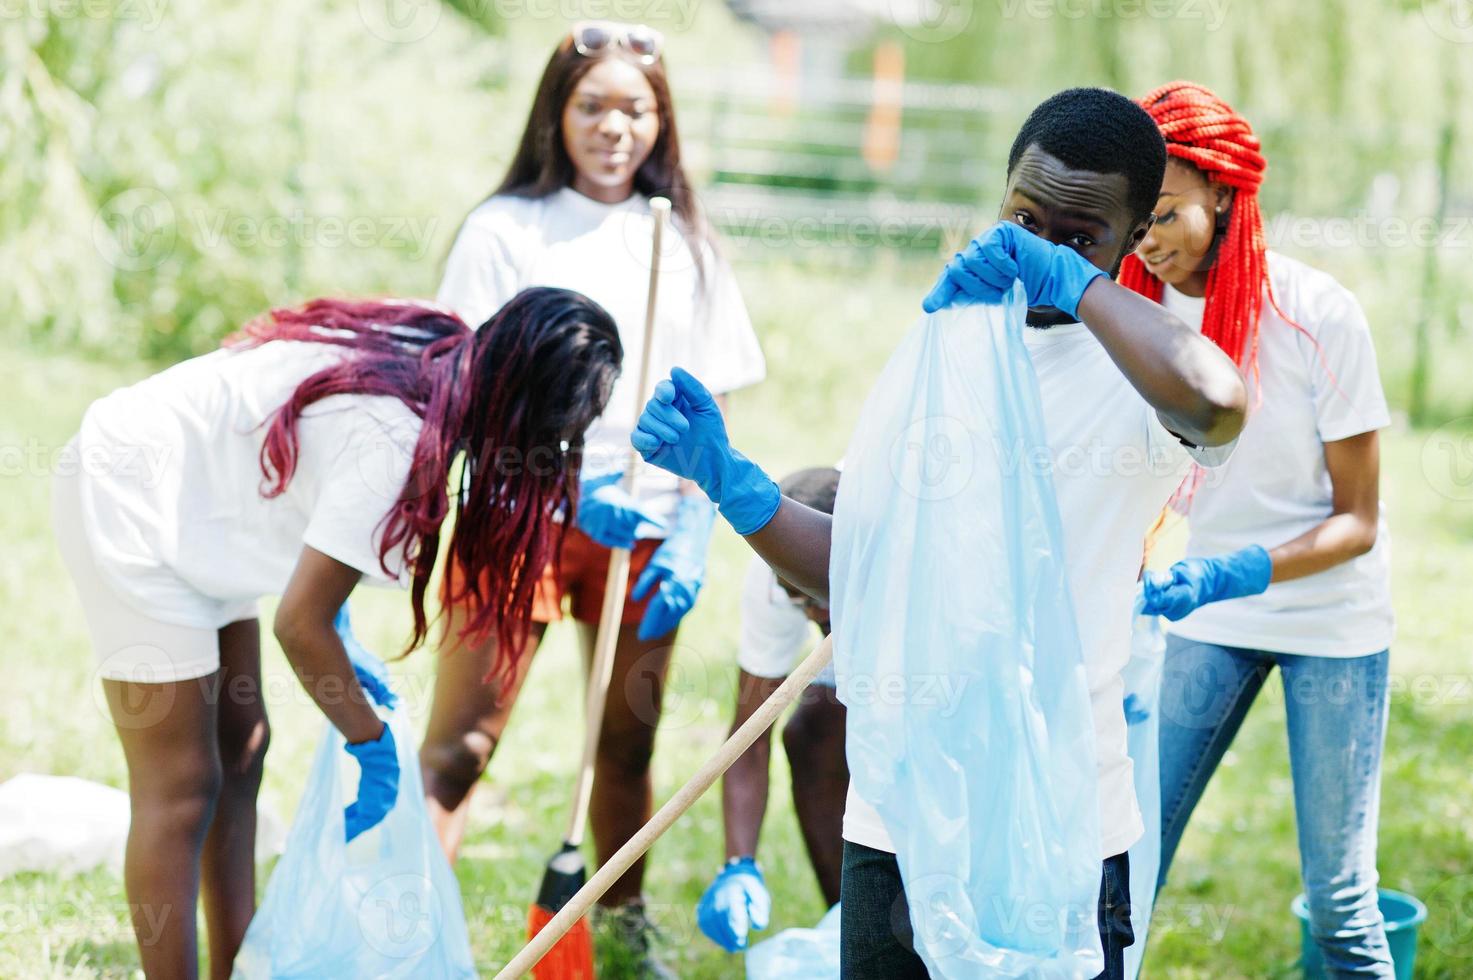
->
<box><xmin>1156</xmin><ymin>636</ymin><xmax>1274</xmax><ymax>889</ymax></box>
<box><xmin>1095</xmin><ymin>852</ymin><xmax>1134</xmax><ymax>980</ymax></box>
<box><xmin>1281</xmin><ymin>649</ymin><xmax>1394</xmax><ymax>978</ymax></box>
<box><xmin>840</xmin><ymin>841</ymin><xmax>928</xmax><ymax>979</ymax></box>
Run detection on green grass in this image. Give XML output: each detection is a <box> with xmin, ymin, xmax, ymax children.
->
<box><xmin>2</xmin><ymin>260</ymin><xmax>1471</xmax><ymax>978</ymax></box>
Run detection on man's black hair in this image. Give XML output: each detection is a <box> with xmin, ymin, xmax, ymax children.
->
<box><xmin>1007</xmin><ymin>87</ymin><xmax>1167</xmax><ymax>224</ymax></box>
<box><xmin>778</xmin><ymin>467</ymin><xmax>840</xmax><ymax>516</ymax></box>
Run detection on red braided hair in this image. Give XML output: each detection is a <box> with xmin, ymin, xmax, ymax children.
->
<box><xmin>1119</xmin><ymin>81</ymin><xmax>1298</xmax><ymax>390</ymax></box>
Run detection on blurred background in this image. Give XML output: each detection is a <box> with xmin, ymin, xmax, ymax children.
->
<box><xmin>3</xmin><ymin>1</ymin><xmax>1472</xmax><ymax>977</ymax></box>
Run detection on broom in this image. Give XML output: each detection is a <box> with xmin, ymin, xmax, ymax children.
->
<box><xmin>526</xmin><ymin>197</ymin><xmax>671</xmax><ymax>980</ymax></box>
<box><xmin>502</xmin><ymin>635</ymin><xmax>836</xmax><ymax>980</ymax></box>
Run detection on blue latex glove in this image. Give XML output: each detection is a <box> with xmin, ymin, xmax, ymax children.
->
<box><xmin>576</xmin><ymin>471</ymin><xmax>668</xmax><ymax>549</ymax></box>
<box><xmin>1142</xmin><ymin>545</ymin><xmax>1273</xmax><ymax>622</ymax></box>
<box><xmin>630</xmin><ymin>368</ymin><xmax>780</xmax><ymax>535</ymax></box>
<box><xmin>343</xmin><ymin>722</ymin><xmax>399</xmax><ymax>842</ymax></box>
<box><xmin>922</xmin><ymin>221</ymin><xmax>1107</xmax><ymax>319</ymax></box>
<box><xmin>632</xmin><ymin>496</ymin><xmax>715</xmax><ymax>641</ymax></box>
<box><xmin>333</xmin><ymin>604</ymin><xmax>397</xmax><ymax>709</ymax></box>
<box><xmin>696</xmin><ymin>857</ymin><xmax>771</xmax><ymax>952</ymax></box>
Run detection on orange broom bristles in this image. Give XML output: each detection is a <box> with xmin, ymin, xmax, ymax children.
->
<box><xmin>527</xmin><ymin>903</ymin><xmax>595</xmax><ymax>980</ymax></box>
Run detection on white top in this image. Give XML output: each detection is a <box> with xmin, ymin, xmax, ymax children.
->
<box><xmin>737</xmin><ymin>556</ymin><xmax>836</xmax><ymax>686</ymax></box>
<box><xmin>1161</xmin><ymin>253</ymin><xmax>1394</xmax><ymax>657</ymax></box>
<box><xmin>75</xmin><ymin>341</ymin><xmax>420</xmax><ymax>629</ymax></box>
<box><xmin>843</xmin><ymin>318</ymin><xmax>1231</xmax><ymax>860</ymax></box>
<box><xmin>436</xmin><ymin>188</ymin><xmax>767</xmax><ymax>526</ymax></box>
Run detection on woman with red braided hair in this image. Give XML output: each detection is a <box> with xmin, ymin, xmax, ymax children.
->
<box><xmin>1126</xmin><ymin>82</ymin><xmax>1395</xmax><ymax>976</ymax></box>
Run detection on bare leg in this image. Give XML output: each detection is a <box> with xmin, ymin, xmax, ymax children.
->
<box><xmin>782</xmin><ymin>686</ymin><xmax>847</xmax><ymax>907</ymax></box>
<box><xmin>419</xmin><ymin>602</ymin><xmax>546</xmax><ymax>863</ymax></box>
<box><xmin>582</xmin><ymin>622</ymin><xmax>674</xmax><ymax>908</ymax></box>
<box><xmin>200</xmin><ymin>618</ymin><xmax>268</xmax><ymax>979</ymax></box>
<box><xmin>105</xmin><ymin>676</ymin><xmax>223</xmax><ymax>980</ymax></box>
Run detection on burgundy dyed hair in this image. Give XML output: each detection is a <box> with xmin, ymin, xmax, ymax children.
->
<box><xmin>228</xmin><ymin>288</ymin><xmax>622</xmax><ymax>683</ymax></box>
<box><xmin>490</xmin><ymin>32</ymin><xmax>708</xmax><ymax>285</ymax></box>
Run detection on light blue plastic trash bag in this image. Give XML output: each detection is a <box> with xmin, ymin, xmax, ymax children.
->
<box><xmin>830</xmin><ymin>285</ymin><xmax>1104</xmax><ymax>979</ymax></box>
<box><xmin>745</xmin><ymin>903</ymin><xmax>841</xmax><ymax>979</ymax></box>
<box><xmin>232</xmin><ymin>683</ymin><xmax>476</xmax><ymax>978</ymax></box>
<box><xmin>1123</xmin><ymin>595</ymin><xmax>1166</xmax><ymax>980</ymax></box>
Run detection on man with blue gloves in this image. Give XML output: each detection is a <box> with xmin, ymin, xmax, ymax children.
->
<box><xmin>697</xmin><ymin>468</ymin><xmax>846</xmax><ymax>954</ymax></box>
<box><xmin>633</xmin><ymin>89</ymin><xmax>1249</xmax><ymax>979</ymax></box>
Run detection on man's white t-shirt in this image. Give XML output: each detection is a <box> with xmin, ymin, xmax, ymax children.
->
<box><xmin>76</xmin><ymin>341</ymin><xmax>420</xmax><ymax>629</ymax></box>
<box><xmin>1161</xmin><ymin>252</ymin><xmax>1393</xmax><ymax>656</ymax></box>
<box><xmin>738</xmin><ymin>556</ymin><xmax>836</xmax><ymax>687</ymax></box>
<box><xmin>436</xmin><ymin>188</ymin><xmax>767</xmax><ymax>527</ymax></box>
<box><xmin>843</xmin><ymin>318</ymin><xmax>1230</xmax><ymax>860</ymax></box>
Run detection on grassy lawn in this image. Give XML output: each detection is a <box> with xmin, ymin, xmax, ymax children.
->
<box><xmin>2</xmin><ymin>259</ymin><xmax>1470</xmax><ymax>978</ymax></box>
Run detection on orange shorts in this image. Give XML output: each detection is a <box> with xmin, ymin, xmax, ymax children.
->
<box><xmin>531</xmin><ymin>528</ymin><xmax>662</xmax><ymax>625</ymax></box>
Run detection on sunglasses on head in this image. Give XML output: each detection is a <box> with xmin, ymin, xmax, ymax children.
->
<box><xmin>571</xmin><ymin>20</ymin><xmax>664</xmax><ymax>64</ymax></box>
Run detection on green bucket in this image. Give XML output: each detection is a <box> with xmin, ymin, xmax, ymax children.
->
<box><xmin>1291</xmin><ymin>888</ymin><xmax>1427</xmax><ymax>980</ymax></box>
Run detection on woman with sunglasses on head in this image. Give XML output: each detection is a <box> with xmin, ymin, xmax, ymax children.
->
<box><xmin>1123</xmin><ymin>82</ymin><xmax>1396</xmax><ymax>977</ymax></box>
<box><xmin>421</xmin><ymin>21</ymin><xmax>764</xmax><ymax>976</ymax></box>
<box><xmin>53</xmin><ymin>288</ymin><xmax>620</xmax><ymax>980</ymax></box>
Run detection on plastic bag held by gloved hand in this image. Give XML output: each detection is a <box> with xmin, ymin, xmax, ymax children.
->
<box><xmin>232</xmin><ymin>703</ymin><xmax>475</xmax><ymax>978</ymax></box>
<box><xmin>1123</xmin><ymin>594</ymin><xmax>1166</xmax><ymax>980</ymax></box>
<box><xmin>829</xmin><ymin>284</ymin><xmax>1104</xmax><ymax>978</ymax></box>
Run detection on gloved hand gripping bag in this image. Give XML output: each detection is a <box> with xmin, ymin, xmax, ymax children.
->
<box><xmin>232</xmin><ymin>661</ymin><xmax>475</xmax><ymax>979</ymax></box>
<box><xmin>830</xmin><ymin>285</ymin><xmax>1104</xmax><ymax>978</ymax></box>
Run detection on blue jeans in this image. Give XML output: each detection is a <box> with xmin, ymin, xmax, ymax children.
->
<box><xmin>1157</xmin><ymin>636</ymin><xmax>1393</xmax><ymax>978</ymax></box>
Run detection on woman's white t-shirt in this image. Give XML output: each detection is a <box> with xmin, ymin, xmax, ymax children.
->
<box><xmin>75</xmin><ymin>341</ymin><xmax>421</xmax><ymax>629</ymax></box>
<box><xmin>436</xmin><ymin>188</ymin><xmax>767</xmax><ymax>527</ymax></box>
<box><xmin>1160</xmin><ymin>252</ymin><xmax>1394</xmax><ymax>657</ymax></box>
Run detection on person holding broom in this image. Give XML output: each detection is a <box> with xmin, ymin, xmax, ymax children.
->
<box><xmin>52</xmin><ymin>288</ymin><xmax>622</xmax><ymax>980</ymax></box>
<box><xmin>1122</xmin><ymin>82</ymin><xmax>1396</xmax><ymax>976</ymax></box>
<box><xmin>420</xmin><ymin>21</ymin><xmax>764</xmax><ymax>976</ymax></box>
<box><xmin>629</xmin><ymin>88</ymin><xmax>1250</xmax><ymax>978</ymax></box>
<box><xmin>696</xmin><ymin>466</ymin><xmax>847</xmax><ymax>954</ymax></box>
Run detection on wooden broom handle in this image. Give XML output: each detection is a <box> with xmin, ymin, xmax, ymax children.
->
<box><xmin>499</xmin><ymin>634</ymin><xmax>836</xmax><ymax>979</ymax></box>
<box><xmin>564</xmin><ymin>197</ymin><xmax>671</xmax><ymax>845</ymax></box>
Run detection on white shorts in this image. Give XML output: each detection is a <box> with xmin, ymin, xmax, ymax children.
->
<box><xmin>737</xmin><ymin>556</ymin><xmax>835</xmax><ymax>687</ymax></box>
<box><xmin>52</xmin><ymin>466</ymin><xmax>255</xmax><ymax>684</ymax></box>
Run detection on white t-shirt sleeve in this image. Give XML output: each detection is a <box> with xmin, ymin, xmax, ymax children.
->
<box><xmin>301</xmin><ymin>407</ymin><xmax>419</xmax><ymax>587</ymax></box>
<box><xmin>736</xmin><ymin>556</ymin><xmax>812</xmax><ymax>678</ymax></box>
<box><xmin>1304</xmin><ymin>286</ymin><xmax>1390</xmax><ymax>443</ymax></box>
<box><xmin>436</xmin><ymin>209</ymin><xmax>524</xmax><ymax>330</ymax></box>
<box><xmin>682</xmin><ymin>248</ymin><xmax>766</xmax><ymax>396</ymax></box>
